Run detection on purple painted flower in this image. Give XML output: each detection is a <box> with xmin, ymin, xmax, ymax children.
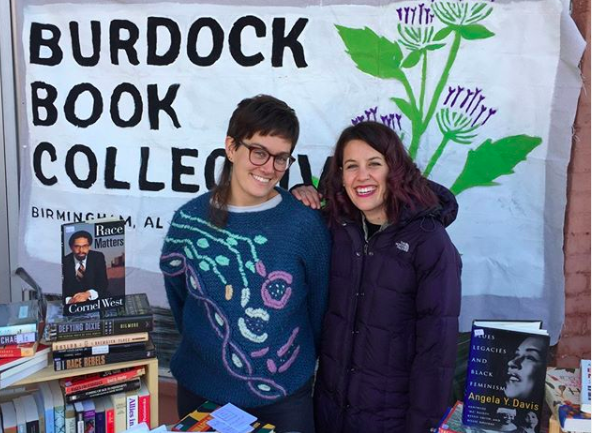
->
<box><xmin>352</xmin><ymin>106</ymin><xmax>402</xmax><ymax>131</ymax></box>
<box><xmin>436</xmin><ymin>85</ymin><xmax>497</xmax><ymax>143</ymax></box>
<box><xmin>396</xmin><ymin>3</ymin><xmax>435</xmax><ymax>26</ymax></box>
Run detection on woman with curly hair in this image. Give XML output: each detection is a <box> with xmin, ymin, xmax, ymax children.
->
<box><xmin>294</xmin><ymin>121</ymin><xmax>462</xmax><ymax>433</ymax></box>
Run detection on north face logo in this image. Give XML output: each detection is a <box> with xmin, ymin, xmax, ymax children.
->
<box><xmin>396</xmin><ymin>241</ymin><xmax>409</xmax><ymax>252</ymax></box>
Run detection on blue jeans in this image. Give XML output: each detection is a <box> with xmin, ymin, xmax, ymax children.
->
<box><xmin>177</xmin><ymin>378</ymin><xmax>315</xmax><ymax>433</ymax></box>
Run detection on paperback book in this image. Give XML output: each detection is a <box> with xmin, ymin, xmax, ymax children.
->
<box><xmin>44</xmin><ymin>294</ymin><xmax>153</xmax><ymax>342</ymax></box>
<box><xmin>0</xmin><ymin>301</ymin><xmax>39</xmax><ymax>336</ymax></box>
<box><xmin>61</xmin><ymin>220</ymin><xmax>125</xmax><ymax>316</ymax></box>
<box><xmin>53</xmin><ymin>339</ymin><xmax>156</xmax><ymax>371</ymax></box>
<box><xmin>545</xmin><ymin>367</ymin><xmax>581</xmax><ymax>418</ymax></box>
<box><xmin>582</xmin><ymin>360</ymin><xmax>591</xmax><ymax>414</ymax></box>
<box><xmin>61</xmin><ymin>366</ymin><xmax>145</xmax><ymax>395</ymax></box>
<box><xmin>558</xmin><ymin>403</ymin><xmax>591</xmax><ymax>432</ymax></box>
<box><xmin>53</xmin><ymin>341</ymin><xmax>147</xmax><ymax>360</ymax></box>
<box><xmin>437</xmin><ymin>402</ymin><xmax>488</xmax><ymax>433</ymax></box>
<box><xmin>172</xmin><ymin>401</ymin><xmax>275</xmax><ymax>433</ymax></box>
<box><xmin>462</xmin><ymin>320</ymin><xmax>549</xmax><ymax>433</ymax></box>
<box><xmin>65</xmin><ymin>378</ymin><xmax>142</xmax><ymax>404</ymax></box>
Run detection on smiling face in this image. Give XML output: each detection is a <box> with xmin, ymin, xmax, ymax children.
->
<box><xmin>342</xmin><ymin>139</ymin><xmax>389</xmax><ymax>224</ymax></box>
<box><xmin>225</xmin><ymin>132</ymin><xmax>292</xmax><ymax>207</ymax></box>
<box><xmin>505</xmin><ymin>336</ymin><xmax>546</xmax><ymax>400</ymax></box>
<box><xmin>524</xmin><ymin>411</ymin><xmax>538</xmax><ymax>428</ymax></box>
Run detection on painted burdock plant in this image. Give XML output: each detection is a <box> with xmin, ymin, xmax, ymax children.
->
<box><xmin>336</xmin><ymin>0</ymin><xmax>542</xmax><ymax>194</ymax></box>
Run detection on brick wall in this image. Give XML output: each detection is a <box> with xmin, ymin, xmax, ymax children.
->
<box><xmin>556</xmin><ymin>0</ymin><xmax>591</xmax><ymax>367</ymax></box>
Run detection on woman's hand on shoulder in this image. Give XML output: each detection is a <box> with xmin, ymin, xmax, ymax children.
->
<box><xmin>291</xmin><ymin>185</ymin><xmax>323</xmax><ymax>209</ymax></box>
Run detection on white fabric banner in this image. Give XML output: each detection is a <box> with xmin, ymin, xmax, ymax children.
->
<box><xmin>15</xmin><ymin>0</ymin><xmax>584</xmax><ymax>343</ymax></box>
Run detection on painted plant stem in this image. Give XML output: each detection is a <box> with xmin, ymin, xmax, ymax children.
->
<box><xmin>409</xmin><ymin>31</ymin><xmax>462</xmax><ymax>160</ymax></box>
<box><xmin>424</xmin><ymin>135</ymin><xmax>451</xmax><ymax>178</ymax></box>
<box><xmin>419</xmin><ymin>51</ymin><xmax>428</xmax><ymax>118</ymax></box>
<box><xmin>400</xmin><ymin>73</ymin><xmax>419</xmax><ymax>117</ymax></box>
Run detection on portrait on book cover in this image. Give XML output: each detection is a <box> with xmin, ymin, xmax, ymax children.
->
<box><xmin>61</xmin><ymin>221</ymin><xmax>125</xmax><ymax>310</ymax></box>
<box><xmin>503</xmin><ymin>334</ymin><xmax>548</xmax><ymax>404</ymax></box>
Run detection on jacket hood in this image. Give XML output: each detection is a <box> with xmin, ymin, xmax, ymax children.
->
<box><xmin>395</xmin><ymin>180</ymin><xmax>459</xmax><ymax>229</ymax></box>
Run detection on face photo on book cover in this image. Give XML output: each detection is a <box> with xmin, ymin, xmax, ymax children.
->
<box><xmin>491</xmin><ymin>407</ymin><xmax>539</xmax><ymax>433</ymax></box>
<box><xmin>503</xmin><ymin>335</ymin><xmax>547</xmax><ymax>403</ymax></box>
<box><xmin>62</xmin><ymin>223</ymin><xmax>125</xmax><ymax>304</ymax></box>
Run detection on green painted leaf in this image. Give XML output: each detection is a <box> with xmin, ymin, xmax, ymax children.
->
<box><xmin>312</xmin><ymin>176</ymin><xmax>320</xmax><ymax>189</ymax></box>
<box><xmin>215</xmin><ymin>256</ymin><xmax>230</xmax><ymax>266</ymax></box>
<box><xmin>402</xmin><ymin>50</ymin><xmax>422</xmax><ymax>68</ymax></box>
<box><xmin>434</xmin><ymin>27</ymin><xmax>454</xmax><ymax>41</ymax></box>
<box><xmin>450</xmin><ymin>135</ymin><xmax>543</xmax><ymax>195</ymax></box>
<box><xmin>197</xmin><ymin>238</ymin><xmax>209</xmax><ymax>248</ymax></box>
<box><xmin>183</xmin><ymin>247</ymin><xmax>194</xmax><ymax>260</ymax></box>
<box><xmin>458</xmin><ymin>24</ymin><xmax>495</xmax><ymax>40</ymax></box>
<box><xmin>245</xmin><ymin>261</ymin><xmax>255</xmax><ymax>273</ymax></box>
<box><xmin>254</xmin><ymin>235</ymin><xmax>268</xmax><ymax>245</ymax></box>
<box><xmin>391</xmin><ymin>97</ymin><xmax>418</xmax><ymax>123</ymax></box>
<box><xmin>199</xmin><ymin>261</ymin><xmax>211</xmax><ymax>271</ymax></box>
<box><xmin>335</xmin><ymin>25</ymin><xmax>404</xmax><ymax>79</ymax></box>
<box><xmin>425</xmin><ymin>43</ymin><xmax>446</xmax><ymax>51</ymax></box>
<box><xmin>226</xmin><ymin>237</ymin><xmax>238</xmax><ymax>246</ymax></box>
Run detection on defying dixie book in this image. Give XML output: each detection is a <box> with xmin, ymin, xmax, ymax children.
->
<box><xmin>463</xmin><ymin>320</ymin><xmax>550</xmax><ymax>433</ymax></box>
<box><xmin>61</xmin><ymin>220</ymin><xmax>126</xmax><ymax>316</ymax></box>
<box><xmin>44</xmin><ymin>294</ymin><xmax>153</xmax><ymax>342</ymax></box>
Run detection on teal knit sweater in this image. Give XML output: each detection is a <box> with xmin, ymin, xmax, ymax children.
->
<box><xmin>160</xmin><ymin>188</ymin><xmax>331</xmax><ymax>408</ymax></box>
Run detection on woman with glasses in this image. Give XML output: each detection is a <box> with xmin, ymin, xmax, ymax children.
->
<box><xmin>160</xmin><ymin>95</ymin><xmax>330</xmax><ymax>433</ymax></box>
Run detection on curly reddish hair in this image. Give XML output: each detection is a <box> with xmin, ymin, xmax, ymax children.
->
<box><xmin>324</xmin><ymin>121</ymin><xmax>438</xmax><ymax>226</ymax></box>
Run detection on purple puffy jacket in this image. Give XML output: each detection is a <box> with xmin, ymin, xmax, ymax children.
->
<box><xmin>314</xmin><ymin>183</ymin><xmax>462</xmax><ymax>433</ymax></box>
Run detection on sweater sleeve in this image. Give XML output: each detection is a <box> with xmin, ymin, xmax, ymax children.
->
<box><xmin>406</xmin><ymin>225</ymin><xmax>462</xmax><ymax>433</ymax></box>
<box><xmin>160</xmin><ymin>214</ymin><xmax>188</xmax><ymax>333</ymax></box>
<box><xmin>303</xmin><ymin>211</ymin><xmax>332</xmax><ymax>351</ymax></box>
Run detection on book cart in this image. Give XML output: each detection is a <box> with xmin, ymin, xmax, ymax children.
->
<box><xmin>11</xmin><ymin>357</ymin><xmax>159</xmax><ymax>428</ymax></box>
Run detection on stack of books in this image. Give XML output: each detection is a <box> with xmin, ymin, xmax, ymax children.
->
<box><xmin>545</xmin><ymin>366</ymin><xmax>591</xmax><ymax>433</ymax></box>
<box><xmin>44</xmin><ymin>294</ymin><xmax>155</xmax><ymax>372</ymax></box>
<box><xmin>0</xmin><ymin>300</ymin><xmax>50</xmax><ymax>389</ymax></box>
<box><xmin>67</xmin><ymin>378</ymin><xmax>152</xmax><ymax>433</ymax></box>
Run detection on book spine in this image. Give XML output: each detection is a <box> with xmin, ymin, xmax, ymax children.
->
<box><xmin>54</xmin><ymin>342</ymin><xmax>146</xmax><ymax>360</ymax></box>
<box><xmin>0</xmin><ymin>333</ymin><xmax>37</xmax><ymax>345</ymax></box>
<box><xmin>49</xmin><ymin>317</ymin><xmax>152</xmax><ymax>342</ymax></box>
<box><xmin>83</xmin><ymin>410</ymin><xmax>95</xmax><ymax>433</ymax></box>
<box><xmin>52</xmin><ymin>334</ymin><xmax>148</xmax><ymax>351</ymax></box>
<box><xmin>109</xmin><ymin>394</ymin><xmax>125</xmax><ymax>433</ymax></box>
<box><xmin>137</xmin><ymin>392</ymin><xmax>150</xmax><ymax>426</ymax></box>
<box><xmin>125</xmin><ymin>394</ymin><xmax>138</xmax><ymax>429</ymax></box>
<box><xmin>64</xmin><ymin>368</ymin><xmax>144</xmax><ymax>394</ymax></box>
<box><xmin>0</xmin><ymin>324</ymin><xmax>37</xmax><ymax>337</ymax></box>
<box><xmin>73</xmin><ymin>404</ymin><xmax>84</xmax><ymax>433</ymax></box>
<box><xmin>64</xmin><ymin>405</ymin><xmax>76</xmax><ymax>433</ymax></box>
<box><xmin>54</xmin><ymin>348</ymin><xmax>155</xmax><ymax>371</ymax></box>
<box><xmin>25</xmin><ymin>420</ymin><xmax>39</xmax><ymax>433</ymax></box>
<box><xmin>0</xmin><ymin>345</ymin><xmax>35</xmax><ymax>358</ymax></box>
<box><xmin>105</xmin><ymin>408</ymin><xmax>114</xmax><ymax>433</ymax></box>
<box><xmin>581</xmin><ymin>360</ymin><xmax>591</xmax><ymax>410</ymax></box>
<box><xmin>95</xmin><ymin>411</ymin><xmax>105</xmax><ymax>433</ymax></box>
<box><xmin>65</xmin><ymin>380</ymin><xmax>141</xmax><ymax>404</ymax></box>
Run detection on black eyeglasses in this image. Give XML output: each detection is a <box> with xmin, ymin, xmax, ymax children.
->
<box><xmin>239</xmin><ymin>142</ymin><xmax>295</xmax><ymax>171</ymax></box>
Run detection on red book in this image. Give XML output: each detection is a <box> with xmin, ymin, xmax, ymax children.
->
<box><xmin>61</xmin><ymin>366</ymin><xmax>145</xmax><ymax>394</ymax></box>
<box><xmin>105</xmin><ymin>406</ymin><xmax>115</xmax><ymax>433</ymax></box>
<box><xmin>137</xmin><ymin>382</ymin><xmax>150</xmax><ymax>426</ymax></box>
<box><xmin>0</xmin><ymin>341</ymin><xmax>39</xmax><ymax>358</ymax></box>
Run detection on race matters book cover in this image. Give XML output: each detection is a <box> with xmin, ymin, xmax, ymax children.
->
<box><xmin>61</xmin><ymin>220</ymin><xmax>125</xmax><ymax>316</ymax></box>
